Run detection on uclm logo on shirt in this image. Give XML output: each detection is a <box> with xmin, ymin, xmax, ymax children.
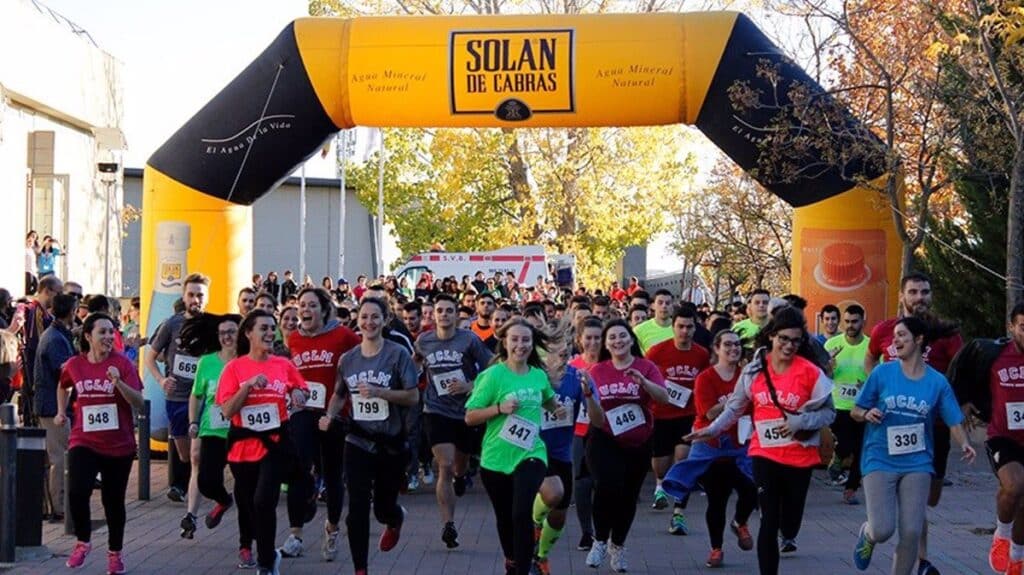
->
<box><xmin>293</xmin><ymin>349</ymin><xmax>334</xmax><ymax>367</ymax></box>
<box><xmin>998</xmin><ymin>366</ymin><xmax>1024</xmax><ymax>384</ymax></box>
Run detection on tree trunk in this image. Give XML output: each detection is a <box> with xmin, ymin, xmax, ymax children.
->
<box><xmin>1006</xmin><ymin>146</ymin><xmax>1024</xmax><ymax>316</ymax></box>
<box><xmin>503</xmin><ymin>128</ymin><xmax>541</xmax><ymax>240</ymax></box>
<box><xmin>901</xmin><ymin>242</ymin><xmax>915</xmax><ymax>278</ymax></box>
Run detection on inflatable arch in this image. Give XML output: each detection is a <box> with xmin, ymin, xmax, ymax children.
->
<box><xmin>142</xmin><ymin>11</ymin><xmax>899</xmax><ymax>421</ymax></box>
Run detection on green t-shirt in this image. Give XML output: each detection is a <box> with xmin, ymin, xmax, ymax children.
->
<box><xmin>732</xmin><ymin>318</ymin><xmax>764</xmax><ymax>348</ymax></box>
<box><xmin>192</xmin><ymin>352</ymin><xmax>230</xmax><ymax>439</ymax></box>
<box><xmin>465</xmin><ymin>363</ymin><xmax>554</xmax><ymax>474</ymax></box>
<box><xmin>825</xmin><ymin>334</ymin><xmax>871</xmax><ymax>411</ymax></box>
<box><xmin>634</xmin><ymin>319</ymin><xmax>673</xmax><ymax>354</ymax></box>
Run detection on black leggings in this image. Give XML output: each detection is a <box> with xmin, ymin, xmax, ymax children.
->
<box><xmin>572</xmin><ymin>435</ymin><xmax>594</xmax><ymax>536</ymax></box>
<box><xmin>586</xmin><ymin>431</ymin><xmax>650</xmax><ymax>546</ymax></box>
<box><xmin>831</xmin><ymin>410</ymin><xmax>865</xmax><ymax>491</ymax></box>
<box><xmin>344</xmin><ymin>441</ymin><xmax>406</xmax><ymax>571</ymax></box>
<box><xmin>481</xmin><ymin>458</ymin><xmax>547</xmax><ymax>575</ymax></box>
<box><xmin>68</xmin><ymin>447</ymin><xmax>133</xmax><ymax>551</ymax></box>
<box><xmin>197</xmin><ymin>436</ymin><xmax>232</xmax><ymax>506</ymax></box>
<box><xmin>702</xmin><ymin>460</ymin><xmax>757</xmax><ymax>549</ymax></box>
<box><xmin>288</xmin><ymin>410</ymin><xmax>346</xmax><ymax>527</ymax></box>
<box><xmin>752</xmin><ymin>456</ymin><xmax>812</xmax><ymax>575</ymax></box>
<box><xmin>231</xmin><ymin>451</ymin><xmax>284</xmax><ymax>569</ymax></box>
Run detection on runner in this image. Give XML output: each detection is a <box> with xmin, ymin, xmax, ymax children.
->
<box><xmin>633</xmin><ymin>289</ymin><xmax>675</xmax><ymax>353</ymax></box>
<box><xmin>584</xmin><ymin>319</ymin><xmax>670</xmax><ymax>573</ymax></box>
<box><xmin>471</xmin><ymin>292</ymin><xmax>497</xmax><ymax>342</ymax></box>
<box><xmin>417</xmin><ymin>293</ymin><xmax>494</xmax><ymax>548</ymax></box>
<box><xmin>319</xmin><ymin>297</ymin><xmax>419</xmax><ymax>575</ymax></box>
<box><xmin>530</xmin><ymin>329</ymin><xmax>585</xmax><ymax>575</ymax></box>
<box><xmin>465</xmin><ymin>318</ymin><xmax>565</xmax><ymax>575</ymax></box>
<box><xmin>644</xmin><ymin>307</ymin><xmax>710</xmax><ymax>534</ymax></box>
<box><xmin>274</xmin><ymin>304</ymin><xmax>298</xmax><ymax>358</ymax></box>
<box><xmin>281</xmin><ymin>287</ymin><xmax>360</xmax><ymax>560</ymax></box>
<box><xmin>216</xmin><ymin>309</ymin><xmax>309</xmax><ymax>575</ymax></box>
<box><xmin>816</xmin><ymin>304</ymin><xmax>840</xmax><ymax>345</ymax></box>
<box><xmin>665</xmin><ymin>329</ymin><xmax>756</xmax><ymax>568</ymax></box>
<box><xmin>237</xmin><ymin>287</ymin><xmax>256</xmax><ymax>316</ymax></box>
<box><xmin>687</xmin><ymin>307</ymin><xmax>834</xmax><ymax>575</ymax></box>
<box><xmin>851</xmin><ymin>316</ymin><xmax>975</xmax><ymax>574</ymax></box>
<box><xmin>733</xmin><ymin>289</ymin><xmax>771</xmax><ymax>350</ymax></box>
<box><xmin>56</xmin><ymin>312</ymin><xmax>145</xmax><ymax>574</ymax></box>
<box><xmin>824</xmin><ymin>304</ymin><xmax>870</xmax><ymax>504</ymax></box>
<box><xmin>570</xmin><ymin>316</ymin><xmax>603</xmax><ymax>551</ymax></box>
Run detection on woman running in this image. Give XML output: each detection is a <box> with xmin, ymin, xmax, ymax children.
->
<box><xmin>465</xmin><ymin>318</ymin><xmax>566</xmax><ymax>575</ymax></box>
<box><xmin>665</xmin><ymin>329</ymin><xmax>756</xmax><ymax>568</ymax></box>
<box><xmin>56</xmin><ymin>312</ymin><xmax>145</xmax><ymax>575</ymax></box>
<box><xmin>686</xmin><ymin>307</ymin><xmax>834</xmax><ymax>575</ymax></box>
<box><xmin>217</xmin><ymin>309</ymin><xmax>309</xmax><ymax>575</ymax></box>
<box><xmin>319</xmin><ymin>297</ymin><xmax>419</xmax><ymax>575</ymax></box>
<box><xmin>584</xmin><ymin>319</ymin><xmax>669</xmax><ymax>573</ymax></box>
<box><xmin>530</xmin><ymin>330</ymin><xmax>586</xmax><ymax>575</ymax></box>
<box><xmin>569</xmin><ymin>316</ymin><xmax>603</xmax><ymax>551</ymax></box>
<box><xmin>273</xmin><ymin>304</ymin><xmax>298</xmax><ymax>358</ymax></box>
<box><xmin>851</xmin><ymin>316</ymin><xmax>975</xmax><ymax>574</ymax></box>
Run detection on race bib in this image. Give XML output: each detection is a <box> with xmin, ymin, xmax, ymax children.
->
<box><xmin>837</xmin><ymin>384</ymin><xmax>860</xmax><ymax>401</ymax></box>
<box><xmin>352</xmin><ymin>396</ymin><xmax>390</xmax><ymax>422</ymax></box>
<box><xmin>665</xmin><ymin>382</ymin><xmax>693</xmax><ymax>409</ymax></box>
<box><xmin>305</xmin><ymin>382</ymin><xmax>327</xmax><ymax>410</ymax></box>
<box><xmin>1007</xmin><ymin>402</ymin><xmax>1024</xmax><ymax>430</ymax></box>
<box><xmin>606</xmin><ymin>403</ymin><xmax>645</xmax><ymax>437</ymax></box>
<box><xmin>887</xmin><ymin>423</ymin><xmax>925</xmax><ymax>455</ymax></box>
<box><xmin>432</xmin><ymin>369</ymin><xmax>466</xmax><ymax>397</ymax></box>
<box><xmin>737</xmin><ymin>415</ymin><xmax>753</xmax><ymax>444</ymax></box>
<box><xmin>541</xmin><ymin>405</ymin><xmax>573</xmax><ymax>430</ymax></box>
<box><xmin>172</xmin><ymin>354</ymin><xmax>199</xmax><ymax>380</ymax></box>
<box><xmin>755</xmin><ymin>418</ymin><xmax>793</xmax><ymax>448</ymax></box>
<box><xmin>82</xmin><ymin>404</ymin><xmax>118</xmax><ymax>433</ymax></box>
<box><xmin>208</xmin><ymin>407</ymin><xmax>231</xmax><ymax>430</ymax></box>
<box><xmin>241</xmin><ymin>403</ymin><xmax>280</xmax><ymax>432</ymax></box>
<box><xmin>576</xmin><ymin>402</ymin><xmax>590</xmax><ymax>425</ymax></box>
<box><xmin>499</xmin><ymin>414</ymin><xmax>539</xmax><ymax>450</ymax></box>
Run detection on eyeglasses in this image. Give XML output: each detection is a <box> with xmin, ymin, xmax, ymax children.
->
<box><xmin>719</xmin><ymin>341</ymin><xmax>741</xmax><ymax>348</ymax></box>
<box><xmin>774</xmin><ymin>334</ymin><xmax>803</xmax><ymax>347</ymax></box>
<box><xmin>218</xmin><ymin>329</ymin><xmax>238</xmax><ymax>337</ymax></box>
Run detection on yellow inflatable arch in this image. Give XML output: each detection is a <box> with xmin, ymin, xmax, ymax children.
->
<box><xmin>141</xmin><ymin>11</ymin><xmax>899</xmax><ymax>424</ymax></box>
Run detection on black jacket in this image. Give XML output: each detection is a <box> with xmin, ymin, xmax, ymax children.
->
<box><xmin>947</xmin><ymin>337</ymin><xmax>1010</xmax><ymax>422</ymax></box>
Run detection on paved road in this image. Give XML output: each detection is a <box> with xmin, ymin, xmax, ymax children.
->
<box><xmin>6</xmin><ymin>444</ymin><xmax>998</xmax><ymax>574</ymax></box>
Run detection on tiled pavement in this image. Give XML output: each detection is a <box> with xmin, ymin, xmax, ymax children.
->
<box><xmin>5</xmin><ymin>444</ymin><xmax>998</xmax><ymax>574</ymax></box>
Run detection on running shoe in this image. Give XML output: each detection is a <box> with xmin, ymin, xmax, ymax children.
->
<box><xmin>106</xmin><ymin>550</ymin><xmax>125</xmax><ymax>575</ymax></box>
<box><xmin>586</xmin><ymin>540</ymin><xmax>607</xmax><ymax>568</ymax></box>
<box><xmin>917</xmin><ymin>558</ymin><xmax>941</xmax><ymax>575</ymax></box>
<box><xmin>278</xmin><ymin>534</ymin><xmax>303</xmax><ymax>558</ymax></box>
<box><xmin>827</xmin><ymin>457</ymin><xmax>844</xmax><ymax>483</ymax></box>
<box><xmin>66</xmin><ymin>541</ymin><xmax>92</xmax><ymax>569</ymax></box>
<box><xmin>322</xmin><ymin>520</ymin><xmax>340</xmax><ymax>562</ymax></box>
<box><xmin>442</xmin><ymin>521</ymin><xmax>460</xmax><ymax>549</ymax></box>
<box><xmin>407</xmin><ymin>474</ymin><xmax>420</xmax><ymax>492</ymax></box>
<box><xmin>577</xmin><ymin>532</ymin><xmax>594</xmax><ymax>551</ymax></box>
<box><xmin>530</xmin><ymin>555</ymin><xmax>551</xmax><ymax>575</ymax></box>
<box><xmin>453</xmin><ymin>475</ymin><xmax>467</xmax><ymax>497</ymax></box>
<box><xmin>379</xmin><ymin>506</ymin><xmax>406</xmax><ymax>551</ymax></box>
<box><xmin>779</xmin><ymin>538</ymin><xmax>797</xmax><ymax>554</ymax></box>
<box><xmin>273</xmin><ymin>549</ymin><xmax>282</xmax><ymax>574</ymax></box>
<box><xmin>991</xmin><ymin>534</ymin><xmax>1011</xmax><ymax>573</ymax></box>
<box><xmin>668</xmin><ymin>513</ymin><xmax>688</xmax><ymax>535</ymax></box>
<box><xmin>237</xmin><ymin>547</ymin><xmax>256</xmax><ymax>569</ymax></box>
<box><xmin>731</xmin><ymin>520</ymin><xmax>753</xmax><ymax>551</ymax></box>
<box><xmin>853</xmin><ymin>523</ymin><xmax>874</xmax><ymax>571</ymax></box>
<box><xmin>166</xmin><ymin>486</ymin><xmax>185</xmax><ymax>502</ymax></box>
<box><xmin>205</xmin><ymin>497</ymin><xmax>233</xmax><ymax>529</ymax></box>
<box><xmin>179</xmin><ymin>513</ymin><xmax>197</xmax><ymax>539</ymax></box>
<box><xmin>609</xmin><ymin>542</ymin><xmax>628</xmax><ymax>573</ymax></box>
<box><xmin>1007</xmin><ymin>558</ymin><xmax>1023</xmax><ymax>575</ymax></box>
<box><xmin>422</xmin><ymin>465</ymin><xmax>435</xmax><ymax>485</ymax></box>
<box><xmin>651</xmin><ymin>488</ymin><xmax>669</xmax><ymax>510</ymax></box>
<box><xmin>843</xmin><ymin>489</ymin><xmax>860</xmax><ymax>505</ymax></box>
<box><xmin>705</xmin><ymin>548</ymin><xmax>724</xmax><ymax>568</ymax></box>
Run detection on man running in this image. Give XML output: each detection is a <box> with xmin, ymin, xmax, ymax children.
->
<box><xmin>416</xmin><ymin>294</ymin><xmax>493</xmax><ymax>549</ymax></box>
<box><xmin>817</xmin><ymin>304</ymin><xmax>841</xmax><ymax>345</ymax></box>
<box><xmin>733</xmin><ymin>289</ymin><xmax>770</xmax><ymax>350</ymax></box>
<box><xmin>824</xmin><ymin>304</ymin><xmax>870</xmax><ymax>504</ymax></box>
<box><xmin>470</xmin><ymin>292</ymin><xmax>496</xmax><ymax>342</ymax></box>
<box><xmin>634</xmin><ymin>289</ymin><xmax>676</xmax><ymax>353</ymax></box>
<box><xmin>236</xmin><ymin>287</ymin><xmax>256</xmax><ymax>316</ymax></box>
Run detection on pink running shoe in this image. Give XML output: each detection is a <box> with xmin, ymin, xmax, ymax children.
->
<box><xmin>106</xmin><ymin>550</ymin><xmax>125</xmax><ymax>575</ymax></box>
<box><xmin>65</xmin><ymin>541</ymin><xmax>91</xmax><ymax>569</ymax></box>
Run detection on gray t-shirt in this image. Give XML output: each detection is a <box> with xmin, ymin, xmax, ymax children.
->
<box><xmin>416</xmin><ymin>328</ymin><xmax>493</xmax><ymax>419</ymax></box>
<box><xmin>150</xmin><ymin>313</ymin><xmax>199</xmax><ymax>402</ymax></box>
<box><xmin>337</xmin><ymin>339</ymin><xmax>418</xmax><ymax>453</ymax></box>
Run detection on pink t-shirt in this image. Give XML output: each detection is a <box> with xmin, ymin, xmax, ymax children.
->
<box><xmin>588</xmin><ymin>357</ymin><xmax>666</xmax><ymax>448</ymax></box>
<box><xmin>60</xmin><ymin>352</ymin><xmax>143</xmax><ymax>458</ymax></box>
<box><xmin>569</xmin><ymin>356</ymin><xmax>597</xmax><ymax>437</ymax></box>
<box><xmin>216</xmin><ymin>355</ymin><xmax>307</xmax><ymax>463</ymax></box>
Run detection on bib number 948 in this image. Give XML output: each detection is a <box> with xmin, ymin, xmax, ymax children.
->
<box><xmin>82</xmin><ymin>404</ymin><xmax>118</xmax><ymax>433</ymax></box>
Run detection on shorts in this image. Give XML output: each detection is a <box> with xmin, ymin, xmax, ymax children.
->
<box><xmin>987</xmin><ymin>436</ymin><xmax>1024</xmax><ymax>475</ymax></box>
<box><xmin>932</xmin><ymin>421</ymin><xmax>951</xmax><ymax>479</ymax></box>
<box><xmin>651</xmin><ymin>416</ymin><xmax>695</xmax><ymax>458</ymax></box>
<box><xmin>166</xmin><ymin>400</ymin><xmax>190</xmax><ymax>439</ymax></box>
<box><xmin>545</xmin><ymin>458</ymin><xmax>574</xmax><ymax>510</ymax></box>
<box><xmin>425</xmin><ymin>412</ymin><xmax>483</xmax><ymax>455</ymax></box>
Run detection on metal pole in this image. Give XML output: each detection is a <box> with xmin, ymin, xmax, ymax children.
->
<box><xmin>376</xmin><ymin>131</ymin><xmax>385</xmax><ymax>277</ymax></box>
<box><xmin>63</xmin><ymin>450</ymin><xmax>71</xmax><ymax>536</ymax></box>
<box><xmin>337</xmin><ymin>130</ymin><xmax>348</xmax><ymax>280</ymax></box>
<box><xmin>137</xmin><ymin>400</ymin><xmax>150</xmax><ymax>501</ymax></box>
<box><xmin>0</xmin><ymin>403</ymin><xmax>18</xmax><ymax>564</ymax></box>
<box><xmin>299</xmin><ymin>164</ymin><xmax>307</xmax><ymax>284</ymax></box>
<box><xmin>103</xmin><ymin>180</ymin><xmax>111</xmax><ymax>295</ymax></box>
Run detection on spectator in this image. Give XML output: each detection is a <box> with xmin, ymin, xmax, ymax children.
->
<box><xmin>280</xmin><ymin>270</ymin><xmax>298</xmax><ymax>303</ymax></box>
<box><xmin>262</xmin><ymin>271</ymin><xmax>281</xmax><ymax>302</ymax></box>
<box><xmin>37</xmin><ymin>236</ymin><xmax>63</xmax><ymax>278</ymax></box>
<box><xmin>25</xmin><ymin>230</ymin><xmax>41</xmax><ymax>295</ymax></box>
<box><xmin>20</xmin><ymin>274</ymin><xmax>62</xmax><ymax>424</ymax></box>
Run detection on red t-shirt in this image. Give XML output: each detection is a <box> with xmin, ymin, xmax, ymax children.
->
<box><xmin>470</xmin><ymin>321</ymin><xmax>495</xmax><ymax>342</ymax></box>
<box><xmin>868</xmin><ymin>318</ymin><xmax>963</xmax><ymax>374</ymax></box>
<box><xmin>60</xmin><ymin>352</ymin><xmax>143</xmax><ymax>458</ymax></box>
<box><xmin>693</xmin><ymin>365</ymin><xmax>743</xmax><ymax>448</ymax></box>
<box><xmin>645</xmin><ymin>340</ymin><xmax>710</xmax><ymax>419</ymax></box>
<box><xmin>989</xmin><ymin>342</ymin><xmax>1024</xmax><ymax>443</ymax></box>
<box><xmin>588</xmin><ymin>357</ymin><xmax>666</xmax><ymax>448</ymax></box>
<box><xmin>747</xmin><ymin>355</ymin><xmax>824</xmax><ymax>468</ymax></box>
<box><xmin>215</xmin><ymin>355</ymin><xmax>307</xmax><ymax>463</ymax></box>
<box><xmin>569</xmin><ymin>356</ymin><xmax>597</xmax><ymax>437</ymax></box>
<box><xmin>287</xmin><ymin>324</ymin><xmax>359</xmax><ymax>410</ymax></box>
<box><xmin>610</xmin><ymin>288</ymin><xmax>627</xmax><ymax>302</ymax></box>
<box><xmin>353</xmin><ymin>285</ymin><xmax>367</xmax><ymax>301</ymax></box>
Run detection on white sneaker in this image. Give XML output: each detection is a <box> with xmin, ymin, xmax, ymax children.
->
<box><xmin>272</xmin><ymin>549</ymin><xmax>282</xmax><ymax>575</ymax></box>
<box><xmin>421</xmin><ymin>465</ymin><xmax>435</xmax><ymax>486</ymax></box>
<box><xmin>278</xmin><ymin>534</ymin><xmax>303</xmax><ymax>558</ymax></box>
<box><xmin>586</xmin><ymin>540</ymin><xmax>608</xmax><ymax>568</ymax></box>
<box><xmin>609</xmin><ymin>543</ymin><xmax>628</xmax><ymax>573</ymax></box>
<box><xmin>321</xmin><ymin>521</ymin><xmax>339</xmax><ymax>561</ymax></box>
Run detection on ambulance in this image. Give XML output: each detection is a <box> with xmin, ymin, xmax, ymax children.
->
<box><xmin>394</xmin><ymin>245</ymin><xmax>555</xmax><ymax>287</ymax></box>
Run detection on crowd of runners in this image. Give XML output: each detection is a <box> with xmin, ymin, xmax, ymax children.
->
<box><xmin>13</xmin><ymin>265</ymin><xmax>1024</xmax><ymax>575</ymax></box>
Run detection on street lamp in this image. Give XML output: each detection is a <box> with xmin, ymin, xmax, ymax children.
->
<box><xmin>98</xmin><ymin>161</ymin><xmax>118</xmax><ymax>295</ymax></box>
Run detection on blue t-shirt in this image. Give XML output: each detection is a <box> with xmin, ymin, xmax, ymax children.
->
<box><xmin>855</xmin><ymin>362</ymin><xmax>963</xmax><ymax>475</ymax></box>
<box><xmin>539</xmin><ymin>364</ymin><xmax>583</xmax><ymax>463</ymax></box>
